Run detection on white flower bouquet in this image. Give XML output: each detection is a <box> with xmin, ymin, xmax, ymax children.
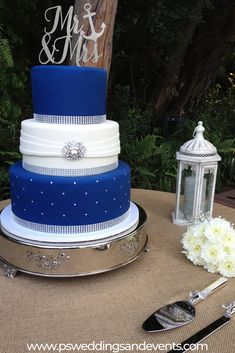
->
<box><xmin>182</xmin><ymin>216</ymin><xmax>235</xmax><ymax>277</ymax></box>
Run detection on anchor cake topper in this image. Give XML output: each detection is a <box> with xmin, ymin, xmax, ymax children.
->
<box><xmin>39</xmin><ymin>2</ymin><xmax>106</xmax><ymax>66</ymax></box>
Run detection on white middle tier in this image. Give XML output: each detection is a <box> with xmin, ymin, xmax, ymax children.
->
<box><xmin>20</xmin><ymin>119</ymin><xmax>120</xmax><ymax>176</ymax></box>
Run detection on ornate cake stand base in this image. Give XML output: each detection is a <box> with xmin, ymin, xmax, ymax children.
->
<box><xmin>0</xmin><ymin>205</ymin><xmax>147</xmax><ymax>278</ymax></box>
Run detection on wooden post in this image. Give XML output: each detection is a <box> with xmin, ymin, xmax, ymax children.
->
<box><xmin>70</xmin><ymin>0</ymin><xmax>118</xmax><ymax>76</ymax></box>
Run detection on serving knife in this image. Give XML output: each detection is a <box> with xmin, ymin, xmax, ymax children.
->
<box><xmin>142</xmin><ymin>277</ymin><xmax>227</xmax><ymax>332</ymax></box>
<box><xmin>167</xmin><ymin>301</ymin><xmax>235</xmax><ymax>353</ymax></box>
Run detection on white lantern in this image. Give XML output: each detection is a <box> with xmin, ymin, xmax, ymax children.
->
<box><xmin>173</xmin><ymin>121</ymin><xmax>221</xmax><ymax>226</ymax></box>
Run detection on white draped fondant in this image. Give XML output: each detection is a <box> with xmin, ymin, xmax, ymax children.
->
<box><xmin>20</xmin><ymin>119</ymin><xmax>120</xmax><ymax>175</ymax></box>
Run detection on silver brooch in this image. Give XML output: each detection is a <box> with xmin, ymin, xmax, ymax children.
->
<box><xmin>62</xmin><ymin>141</ymin><xmax>86</xmax><ymax>161</ymax></box>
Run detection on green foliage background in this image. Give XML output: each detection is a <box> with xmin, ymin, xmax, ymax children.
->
<box><xmin>0</xmin><ymin>0</ymin><xmax>235</xmax><ymax>200</ymax></box>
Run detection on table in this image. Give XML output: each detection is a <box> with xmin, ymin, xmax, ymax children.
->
<box><xmin>0</xmin><ymin>189</ymin><xmax>235</xmax><ymax>353</ymax></box>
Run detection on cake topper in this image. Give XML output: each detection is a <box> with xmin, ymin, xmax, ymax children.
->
<box><xmin>39</xmin><ymin>3</ymin><xmax>106</xmax><ymax>66</ymax></box>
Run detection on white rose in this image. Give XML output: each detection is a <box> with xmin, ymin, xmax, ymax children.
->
<box><xmin>185</xmin><ymin>238</ymin><xmax>205</xmax><ymax>266</ymax></box>
<box><xmin>204</xmin><ymin>218</ymin><xmax>231</xmax><ymax>244</ymax></box>
<box><xmin>193</xmin><ymin>222</ymin><xmax>208</xmax><ymax>238</ymax></box>
<box><xmin>223</xmin><ymin>246</ymin><xmax>235</xmax><ymax>256</ymax></box>
<box><xmin>203</xmin><ymin>262</ymin><xmax>217</xmax><ymax>273</ymax></box>
<box><xmin>187</xmin><ymin>251</ymin><xmax>205</xmax><ymax>266</ymax></box>
<box><xmin>182</xmin><ymin>230</ymin><xmax>205</xmax><ymax>252</ymax></box>
<box><xmin>181</xmin><ymin>230</ymin><xmax>196</xmax><ymax>251</ymax></box>
<box><xmin>201</xmin><ymin>242</ymin><xmax>225</xmax><ymax>265</ymax></box>
<box><xmin>223</xmin><ymin>228</ymin><xmax>235</xmax><ymax>248</ymax></box>
<box><xmin>218</xmin><ymin>256</ymin><xmax>235</xmax><ymax>277</ymax></box>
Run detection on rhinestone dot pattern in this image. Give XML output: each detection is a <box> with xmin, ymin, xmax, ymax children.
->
<box><xmin>10</xmin><ymin>161</ymin><xmax>131</xmax><ymax>230</ymax></box>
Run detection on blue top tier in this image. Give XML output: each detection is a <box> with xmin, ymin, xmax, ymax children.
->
<box><xmin>31</xmin><ymin>66</ymin><xmax>107</xmax><ymax>123</ymax></box>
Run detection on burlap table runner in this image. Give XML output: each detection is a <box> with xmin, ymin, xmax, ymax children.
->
<box><xmin>0</xmin><ymin>189</ymin><xmax>234</xmax><ymax>353</ymax></box>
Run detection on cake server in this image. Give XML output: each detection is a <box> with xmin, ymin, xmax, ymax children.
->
<box><xmin>142</xmin><ymin>277</ymin><xmax>227</xmax><ymax>332</ymax></box>
<box><xmin>167</xmin><ymin>301</ymin><xmax>235</xmax><ymax>353</ymax></box>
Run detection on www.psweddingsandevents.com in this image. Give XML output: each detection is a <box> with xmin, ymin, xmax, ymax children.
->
<box><xmin>26</xmin><ymin>341</ymin><xmax>208</xmax><ymax>352</ymax></box>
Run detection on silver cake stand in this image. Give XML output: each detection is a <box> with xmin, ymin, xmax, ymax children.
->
<box><xmin>0</xmin><ymin>204</ymin><xmax>147</xmax><ymax>278</ymax></box>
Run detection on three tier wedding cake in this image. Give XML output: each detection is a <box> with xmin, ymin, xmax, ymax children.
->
<box><xmin>0</xmin><ymin>65</ymin><xmax>139</xmax><ymax>243</ymax></box>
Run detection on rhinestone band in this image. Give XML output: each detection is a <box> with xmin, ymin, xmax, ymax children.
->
<box><xmin>23</xmin><ymin>161</ymin><xmax>118</xmax><ymax>176</ymax></box>
<box><xmin>13</xmin><ymin>211</ymin><xmax>129</xmax><ymax>234</ymax></box>
<box><xmin>34</xmin><ymin>114</ymin><xmax>106</xmax><ymax>124</ymax></box>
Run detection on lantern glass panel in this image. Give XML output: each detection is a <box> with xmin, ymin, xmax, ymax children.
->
<box><xmin>179</xmin><ymin>165</ymin><xmax>196</xmax><ymax>220</ymax></box>
<box><xmin>203</xmin><ymin>170</ymin><xmax>214</xmax><ymax>214</ymax></box>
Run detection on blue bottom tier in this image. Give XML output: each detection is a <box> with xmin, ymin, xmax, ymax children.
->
<box><xmin>10</xmin><ymin>161</ymin><xmax>131</xmax><ymax>232</ymax></box>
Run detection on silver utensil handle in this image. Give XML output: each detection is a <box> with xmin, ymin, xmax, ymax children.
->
<box><xmin>202</xmin><ymin>277</ymin><xmax>228</xmax><ymax>296</ymax></box>
<box><xmin>223</xmin><ymin>301</ymin><xmax>235</xmax><ymax>317</ymax></box>
<box><xmin>167</xmin><ymin>315</ymin><xmax>230</xmax><ymax>353</ymax></box>
<box><xmin>190</xmin><ymin>277</ymin><xmax>228</xmax><ymax>305</ymax></box>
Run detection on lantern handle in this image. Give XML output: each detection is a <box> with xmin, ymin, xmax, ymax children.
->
<box><xmin>193</xmin><ymin>121</ymin><xmax>205</xmax><ymax>139</ymax></box>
